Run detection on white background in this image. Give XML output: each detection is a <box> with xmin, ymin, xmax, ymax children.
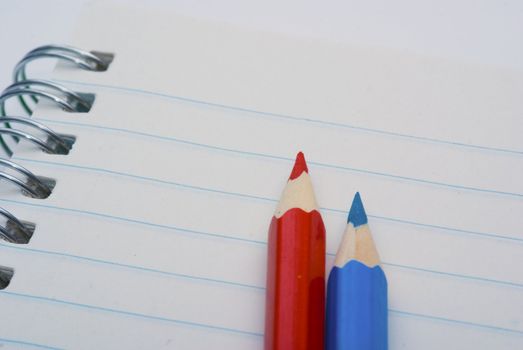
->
<box><xmin>1</xmin><ymin>0</ymin><xmax>522</xmax><ymax>92</ymax></box>
<box><xmin>0</xmin><ymin>1</ymin><xmax>522</xmax><ymax>349</ymax></box>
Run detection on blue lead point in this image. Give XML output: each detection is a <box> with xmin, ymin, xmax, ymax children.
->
<box><xmin>347</xmin><ymin>192</ymin><xmax>368</xmax><ymax>227</ymax></box>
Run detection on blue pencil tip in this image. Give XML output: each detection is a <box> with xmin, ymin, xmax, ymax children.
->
<box><xmin>347</xmin><ymin>192</ymin><xmax>368</xmax><ymax>227</ymax></box>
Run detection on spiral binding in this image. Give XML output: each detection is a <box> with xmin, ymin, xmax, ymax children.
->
<box><xmin>0</xmin><ymin>117</ymin><xmax>75</xmax><ymax>155</ymax></box>
<box><xmin>1</xmin><ymin>79</ymin><xmax>95</xmax><ymax>113</ymax></box>
<box><xmin>12</xmin><ymin>45</ymin><xmax>113</xmax><ymax>115</ymax></box>
<box><xmin>0</xmin><ymin>45</ymin><xmax>113</xmax><ymax>250</ymax></box>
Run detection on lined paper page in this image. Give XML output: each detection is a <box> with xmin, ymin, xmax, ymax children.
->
<box><xmin>0</xmin><ymin>1</ymin><xmax>522</xmax><ymax>349</ymax></box>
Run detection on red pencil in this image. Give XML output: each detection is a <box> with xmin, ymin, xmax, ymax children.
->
<box><xmin>264</xmin><ymin>152</ymin><xmax>326</xmax><ymax>350</ymax></box>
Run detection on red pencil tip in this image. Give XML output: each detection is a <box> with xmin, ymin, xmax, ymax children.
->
<box><xmin>289</xmin><ymin>152</ymin><xmax>309</xmax><ymax>180</ymax></box>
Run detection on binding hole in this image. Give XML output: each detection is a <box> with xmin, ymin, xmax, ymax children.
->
<box><xmin>0</xmin><ymin>207</ymin><xmax>35</xmax><ymax>244</ymax></box>
<box><xmin>0</xmin><ymin>266</ymin><xmax>14</xmax><ymax>290</ymax></box>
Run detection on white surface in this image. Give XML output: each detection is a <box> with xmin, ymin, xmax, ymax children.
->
<box><xmin>0</xmin><ymin>1</ymin><xmax>522</xmax><ymax>349</ymax></box>
<box><xmin>1</xmin><ymin>0</ymin><xmax>523</xmax><ymax>90</ymax></box>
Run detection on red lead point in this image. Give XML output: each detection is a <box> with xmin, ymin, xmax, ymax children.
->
<box><xmin>289</xmin><ymin>152</ymin><xmax>309</xmax><ymax>180</ymax></box>
<box><xmin>265</xmin><ymin>151</ymin><xmax>325</xmax><ymax>350</ymax></box>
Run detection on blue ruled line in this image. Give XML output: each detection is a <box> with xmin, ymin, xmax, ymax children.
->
<box><xmin>0</xmin><ymin>338</ymin><xmax>62</xmax><ymax>350</ymax></box>
<box><xmin>1</xmin><ymin>290</ymin><xmax>522</xmax><ymax>337</ymax></box>
<box><xmin>0</xmin><ymin>198</ymin><xmax>264</xmax><ymax>245</ymax></box>
<box><xmin>390</xmin><ymin>309</ymin><xmax>523</xmax><ymax>336</ymax></box>
<box><xmin>33</xmin><ymin>118</ymin><xmax>523</xmax><ymax>199</ymax></box>
<box><xmin>13</xmin><ymin>155</ymin><xmax>523</xmax><ymax>244</ymax></box>
<box><xmin>55</xmin><ymin>79</ymin><xmax>523</xmax><ymax>156</ymax></box>
<box><xmin>382</xmin><ymin>262</ymin><xmax>523</xmax><ymax>289</ymax></box>
<box><xmin>1</xmin><ymin>199</ymin><xmax>522</xmax><ymax>290</ymax></box>
<box><xmin>0</xmin><ymin>242</ymin><xmax>263</xmax><ymax>291</ymax></box>
<box><xmin>0</xmin><ymin>291</ymin><xmax>263</xmax><ymax>338</ymax></box>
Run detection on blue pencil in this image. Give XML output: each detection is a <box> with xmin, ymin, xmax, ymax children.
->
<box><xmin>326</xmin><ymin>192</ymin><xmax>388</xmax><ymax>350</ymax></box>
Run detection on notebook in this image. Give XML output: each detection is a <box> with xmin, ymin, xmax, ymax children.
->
<box><xmin>0</xmin><ymin>1</ymin><xmax>522</xmax><ymax>349</ymax></box>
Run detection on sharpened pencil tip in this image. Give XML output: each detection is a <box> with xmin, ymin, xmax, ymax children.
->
<box><xmin>289</xmin><ymin>152</ymin><xmax>309</xmax><ymax>180</ymax></box>
<box><xmin>347</xmin><ymin>192</ymin><xmax>368</xmax><ymax>227</ymax></box>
